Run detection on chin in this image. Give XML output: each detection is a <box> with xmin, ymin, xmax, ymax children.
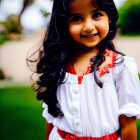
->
<box><xmin>78</xmin><ymin>43</ymin><xmax>98</xmax><ymax>50</ymax></box>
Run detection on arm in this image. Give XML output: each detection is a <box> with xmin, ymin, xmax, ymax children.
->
<box><xmin>45</xmin><ymin>121</ymin><xmax>54</xmax><ymax>140</ymax></box>
<box><xmin>119</xmin><ymin>115</ymin><xmax>137</xmax><ymax>140</ymax></box>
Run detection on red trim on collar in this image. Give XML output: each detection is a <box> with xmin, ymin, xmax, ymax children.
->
<box><xmin>97</xmin><ymin>49</ymin><xmax>117</xmax><ymax>77</ymax></box>
<box><xmin>66</xmin><ymin>49</ymin><xmax>118</xmax><ymax>83</ymax></box>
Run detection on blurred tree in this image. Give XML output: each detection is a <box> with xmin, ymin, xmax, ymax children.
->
<box><xmin>118</xmin><ymin>0</ymin><xmax>140</xmax><ymax>34</ymax></box>
<box><xmin>0</xmin><ymin>68</ymin><xmax>5</xmax><ymax>79</ymax></box>
<box><xmin>18</xmin><ymin>0</ymin><xmax>36</xmax><ymax>32</ymax></box>
<box><xmin>40</xmin><ymin>9</ymin><xmax>51</xmax><ymax>18</ymax></box>
<box><xmin>0</xmin><ymin>0</ymin><xmax>36</xmax><ymax>34</ymax></box>
<box><xmin>0</xmin><ymin>0</ymin><xmax>52</xmax><ymax>34</ymax></box>
<box><xmin>1</xmin><ymin>14</ymin><xmax>22</xmax><ymax>34</ymax></box>
<box><xmin>19</xmin><ymin>0</ymin><xmax>35</xmax><ymax>21</ymax></box>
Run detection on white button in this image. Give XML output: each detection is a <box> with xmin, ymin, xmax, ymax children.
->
<box><xmin>73</xmin><ymin>87</ymin><xmax>79</xmax><ymax>94</ymax></box>
<box><xmin>73</xmin><ymin>108</ymin><xmax>78</xmax><ymax>114</ymax></box>
<box><xmin>74</xmin><ymin>119</ymin><xmax>80</xmax><ymax>126</ymax></box>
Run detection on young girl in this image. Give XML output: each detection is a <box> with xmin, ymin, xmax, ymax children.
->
<box><xmin>33</xmin><ymin>0</ymin><xmax>140</xmax><ymax>139</ymax></box>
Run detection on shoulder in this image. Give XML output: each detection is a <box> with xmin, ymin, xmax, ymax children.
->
<box><xmin>113</xmin><ymin>53</ymin><xmax>139</xmax><ymax>84</ymax></box>
<box><xmin>98</xmin><ymin>49</ymin><xmax>138</xmax><ymax>77</ymax></box>
<box><xmin>97</xmin><ymin>49</ymin><xmax>117</xmax><ymax>77</ymax></box>
<box><xmin>115</xmin><ymin>54</ymin><xmax>138</xmax><ymax>73</ymax></box>
<box><xmin>116</xmin><ymin>54</ymin><xmax>136</xmax><ymax>65</ymax></box>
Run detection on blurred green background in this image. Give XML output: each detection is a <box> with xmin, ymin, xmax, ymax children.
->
<box><xmin>118</xmin><ymin>0</ymin><xmax>140</xmax><ymax>35</ymax></box>
<box><xmin>0</xmin><ymin>86</ymin><xmax>45</xmax><ymax>139</ymax></box>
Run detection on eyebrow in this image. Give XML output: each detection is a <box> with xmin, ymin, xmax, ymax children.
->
<box><xmin>68</xmin><ymin>9</ymin><xmax>101</xmax><ymax>17</ymax></box>
<box><xmin>68</xmin><ymin>13</ymin><xmax>80</xmax><ymax>17</ymax></box>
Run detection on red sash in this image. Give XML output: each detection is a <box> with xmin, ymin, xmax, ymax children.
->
<box><xmin>57</xmin><ymin>128</ymin><xmax>119</xmax><ymax>140</ymax></box>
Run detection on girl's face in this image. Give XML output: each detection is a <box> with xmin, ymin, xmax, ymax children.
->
<box><xmin>67</xmin><ymin>0</ymin><xmax>109</xmax><ymax>49</ymax></box>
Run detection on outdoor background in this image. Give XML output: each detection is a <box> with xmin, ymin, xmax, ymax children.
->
<box><xmin>0</xmin><ymin>0</ymin><xmax>140</xmax><ymax>139</ymax></box>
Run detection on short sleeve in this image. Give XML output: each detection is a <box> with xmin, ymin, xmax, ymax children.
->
<box><xmin>42</xmin><ymin>102</ymin><xmax>54</xmax><ymax>123</ymax></box>
<box><xmin>115</xmin><ymin>56</ymin><xmax>140</xmax><ymax>118</ymax></box>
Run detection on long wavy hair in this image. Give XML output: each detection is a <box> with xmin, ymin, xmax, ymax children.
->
<box><xmin>29</xmin><ymin>0</ymin><xmax>124</xmax><ymax>117</ymax></box>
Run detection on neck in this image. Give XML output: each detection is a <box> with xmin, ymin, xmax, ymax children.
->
<box><xmin>74</xmin><ymin>44</ymin><xmax>98</xmax><ymax>59</ymax></box>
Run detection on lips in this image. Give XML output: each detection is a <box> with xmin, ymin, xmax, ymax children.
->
<box><xmin>80</xmin><ymin>33</ymin><xmax>98</xmax><ymax>39</ymax></box>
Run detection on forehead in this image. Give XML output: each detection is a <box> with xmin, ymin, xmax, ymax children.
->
<box><xmin>68</xmin><ymin>0</ymin><xmax>96</xmax><ymax>13</ymax></box>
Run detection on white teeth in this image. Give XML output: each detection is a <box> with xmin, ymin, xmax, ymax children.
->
<box><xmin>82</xmin><ymin>34</ymin><xmax>97</xmax><ymax>37</ymax></box>
<box><xmin>87</xmin><ymin>34</ymin><xmax>95</xmax><ymax>37</ymax></box>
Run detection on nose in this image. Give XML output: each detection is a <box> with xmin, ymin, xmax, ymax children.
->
<box><xmin>83</xmin><ymin>18</ymin><xmax>95</xmax><ymax>33</ymax></box>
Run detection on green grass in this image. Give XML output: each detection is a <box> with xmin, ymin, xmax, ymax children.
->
<box><xmin>119</xmin><ymin>33</ymin><xmax>140</xmax><ymax>38</ymax></box>
<box><xmin>0</xmin><ymin>86</ymin><xmax>45</xmax><ymax>140</ymax></box>
<box><xmin>137</xmin><ymin>119</ymin><xmax>140</xmax><ymax>140</ymax></box>
<box><xmin>0</xmin><ymin>33</ymin><xmax>10</xmax><ymax>46</ymax></box>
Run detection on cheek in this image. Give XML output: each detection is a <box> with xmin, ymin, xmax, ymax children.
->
<box><xmin>98</xmin><ymin>20</ymin><xmax>109</xmax><ymax>35</ymax></box>
<box><xmin>68</xmin><ymin>25</ymin><xmax>81</xmax><ymax>37</ymax></box>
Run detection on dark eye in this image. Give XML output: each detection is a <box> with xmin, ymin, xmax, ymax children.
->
<box><xmin>70</xmin><ymin>16</ymin><xmax>82</xmax><ymax>23</ymax></box>
<box><xmin>92</xmin><ymin>12</ymin><xmax>103</xmax><ymax>18</ymax></box>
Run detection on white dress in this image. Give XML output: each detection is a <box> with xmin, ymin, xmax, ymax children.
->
<box><xmin>42</xmin><ymin>55</ymin><xmax>140</xmax><ymax>140</ymax></box>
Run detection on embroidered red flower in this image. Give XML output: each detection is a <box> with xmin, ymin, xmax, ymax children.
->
<box><xmin>97</xmin><ymin>49</ymin><xmax>117</xmax><ymax>77</ymax></box>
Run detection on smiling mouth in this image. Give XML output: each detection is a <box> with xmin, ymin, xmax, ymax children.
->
<box><xmin>80</xmin><ymin>33</ymin><xmax>98</xmax><ymax>39</ymax></box>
